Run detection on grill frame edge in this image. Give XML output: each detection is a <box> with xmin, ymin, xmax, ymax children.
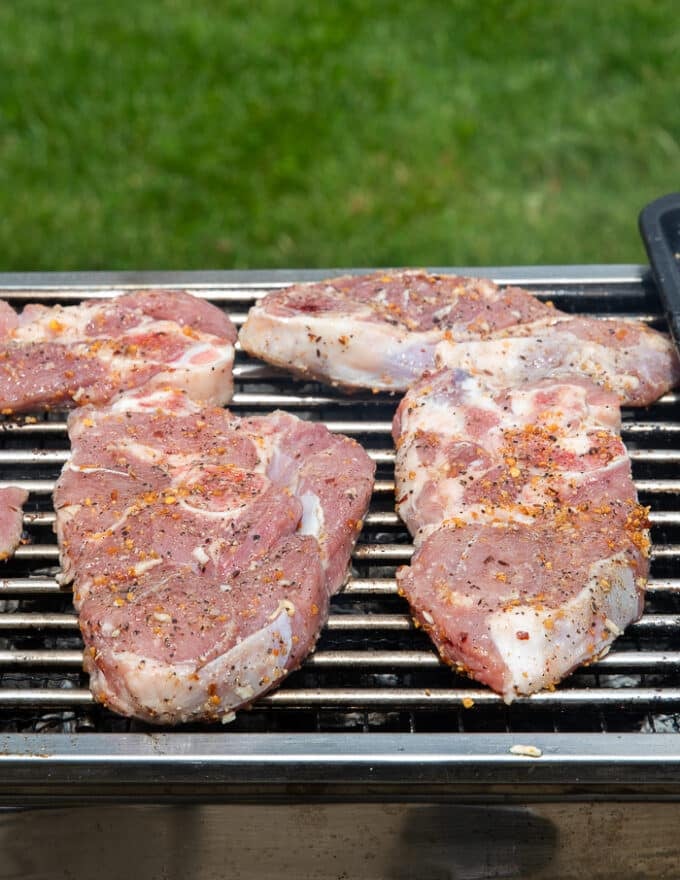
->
<box><xmin>2</xmin><ymin>731</ymin><xmax>680</xmax><ymax>803</ymax></box>
<box><xmin>2</xmin><ymin>264</ymin><xmax>680</xmax><ymax>798</ymax></box>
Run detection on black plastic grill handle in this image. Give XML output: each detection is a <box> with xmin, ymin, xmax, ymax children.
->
<box><xmin>639</xmin><ymin>192</ymin><xmax>680</xmax><ymax>351</ymax></box>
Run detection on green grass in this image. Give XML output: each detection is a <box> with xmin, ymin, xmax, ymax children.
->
<box><xmin>0</xmin><ymin>0</ymin><xmax>679</xmax><ymax>271</ymax></box>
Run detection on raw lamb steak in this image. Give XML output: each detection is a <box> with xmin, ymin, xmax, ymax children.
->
<box><xmin>434</xmin><ymin>314</ymin><xmax>680</xmax><ymax>407</ymax></box>
<box><xmin>238</xmin><ymin>270</ymin><xmax>679</xmax><ymax>400</ymax></box>
<box><xmin>0</xmin><ymin>290</ymin><xmax>237</xmax><ymax>413</ymax></box>
<box><xmin>0</xmin><ymin>487</ymin><xmax>28</xmax><ymax>560</ymax></box>
<box><xmin>393</xmin><ymin>368</ymin><xmax>649</xmax><ymax>701</ymax></box>
<box><xmin>239</xmin><ymin>271</ymin><xmax>554</xmax><ymax>391</ymax></box>
<box><xmin>54</xmin><ymin>387</ymin><xmax>374</xmax><ymax>724</ymax></box>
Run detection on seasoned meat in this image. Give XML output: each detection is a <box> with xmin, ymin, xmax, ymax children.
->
<box><xmin>239</xmin><ymin>271</ymin><xmax>554</xmax><ymax>390</ymax></box>
<box><xmin>395</xmin><ymin>370</ymin><xmax>626</xmax><ymax>541</ymax></box>
<box><xmin>398</xmin><ymin>512</ymin><xmax>647</xmax><ymax>700</ymax></box>
<box><xmin>54</xmin><ymin>387</ymin><xmax>375</xmax><ymax>724</ymax></box>
<box><xmin>0</xmin><ymin>290</ymin><xmax>237</xmax><ymax>412</ymax></box>
<box><xmin>239</xmin><ymin>271</ymin><xmax>679</xmax><ymax>401</ymax></box>
<box><xmin>0</xmin><ymin>487</ymin><xmax>27</xmax><ymax>560</ymax></box>
<box><xmin>393</xmin><ymin>368</ymin><xmax>649</xmax><ymax>701</ymax></box>
<box><xmin>435</xmin><ymin>314</ymin><xmax>680</xmax><ymax>407</ymax></box>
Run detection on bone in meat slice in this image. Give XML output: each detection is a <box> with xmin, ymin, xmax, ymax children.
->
<box><xmin>393</xmin><ymin>368</ymin><xmax>649</xmax><ymax>701</ymax></box>
<box><xmin>393</xmin><ymin>369</ymin><xmax>626</xmax><ymax>542</ymax></box>
<box><xmin>54</xmin><ymin>387</ymin><xmax>375</xmax><ymax>724</ymax></box>
<box><xmin>434</xmin><ymin>314</ymin><xmax>680</xmax><ymax>407</ymax></box>
<box><xmin>0</xmin><ymin>487</ymin><xmax>28</xmax><ymax>560</ymax></box>
<box><xmin>239</xmin><ymin>271</ymin><xmax>555</xmax><ymax>391</ymax></box>
<box><xmin>0</xmin><ymin>290</ymin><xmax>237</xmax><ymax>412</ymax></box>
<box><xmin>398</xmin><ymin>512</ymin><xmax>647</xmax><ymax>700</ymax></box>
<box><xmin>239</xmin><ymin>270</ymin><xmax>679</xmax><ymax>402</ymax></box>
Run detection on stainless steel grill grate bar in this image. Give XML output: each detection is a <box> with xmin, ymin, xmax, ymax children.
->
<box><xmin>2</xmin><ymin>686</ymin><xmax>680</xmax><ymax>710</ymax></box>
<box><xmin>0</xmin><ymin>611</ymin><xmax>677</xmax><ymax>633</ymax></box>
<box><xmin>0</xmin><ymin>648</ymin><xmax>677</xmax><ymax>672</ymax></box>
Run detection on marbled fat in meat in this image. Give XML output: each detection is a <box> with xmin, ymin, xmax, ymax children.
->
<box><xmin>394</xmin><ymin>370</ymin><xmax>625</xmax><ymax>541</ymax></box>
<box><xmin>239</xmin><ymin>270</ymin><xmax>679</xmax><ymax>401</ymax></box>
<box><xmin>239</xmin><ymin>271</ymin><xmax>554</xmax><ymax>391</ymax></box>
<box><xmin>0</xmin><ymin>487</ymin><xmax>28</xmax><ymax>560</ymax></box>
<box><xmin>54</xmin><ymin>387</ymin><xmax>375</xmax><ymax>724</ymax></box>
<box><xmin>397</xmin><ymin>512</ymin><xmax>647</xmax><ymax>698</ymax></box>
<box><xmin>434</xmin><ymin>314</ymin><xmax>680</xmax><ymax>407</ymax></box>
<box><xmin>393</xmin><ymin>368</ymin><xmax>649</xmax><ymax>701</ymax></box>
<box><xmin>0</xmin><ymin>290</ymin><xmax>237</xmax><ymax>412</ymax></box>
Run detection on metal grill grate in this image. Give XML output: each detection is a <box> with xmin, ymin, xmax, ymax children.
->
<box><xmin>1</xmin><ymin>268</ymin><xmax>680</xmax><ymax>736</ymax></box>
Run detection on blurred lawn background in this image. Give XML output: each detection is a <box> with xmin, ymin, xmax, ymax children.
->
<box><xmin>0</xmin><ymin>0</ymin><xmax>679</xmax><ymax>271</ymax></box>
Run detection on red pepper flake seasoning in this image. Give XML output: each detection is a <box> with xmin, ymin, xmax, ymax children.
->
<box><xmin>516</xmin><ymin>631</ymin><xmax>530</xmax><ymax>640</ymax></box>
<box><xmin>206</xmin><ymin>683</ymin><xmax>220</xmax><ymax>706</ymax></box>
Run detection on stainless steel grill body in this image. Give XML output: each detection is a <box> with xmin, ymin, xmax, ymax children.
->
<box><xmin>1</xmin><ymin>264</ymin><xmax>680</xmax><ymax>812</ymax></box>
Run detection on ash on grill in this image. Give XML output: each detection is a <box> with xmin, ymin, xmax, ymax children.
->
<box><xmin>2</xmin><ymin>276</ymin><xmax>680</xmax><ymax>736</ymax></box>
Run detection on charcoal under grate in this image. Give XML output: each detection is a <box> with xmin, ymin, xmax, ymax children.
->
<box><xmin>1</xmin><ymin>269</ymin><xmax>680</xmax><ymax>736</ymax></box>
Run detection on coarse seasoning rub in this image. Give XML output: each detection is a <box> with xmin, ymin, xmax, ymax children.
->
<box><xmin>393</xmin><ymin>368</ymin><xmax>649</xmax><ymax>701</ymax></box>
<box><xmin>239</xmin><ymin>270</ymin><xmax>679</xmax><ymax>402</ymax></box>
<box><xmin>54</xmin><ymin>387</ymin><xmax>374</xmax><ymax>724</ymax></box>
<box><xmin>0</xmin><ymin>289</ymin><xmax>237</xmax><ymax>412</ymax></box>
